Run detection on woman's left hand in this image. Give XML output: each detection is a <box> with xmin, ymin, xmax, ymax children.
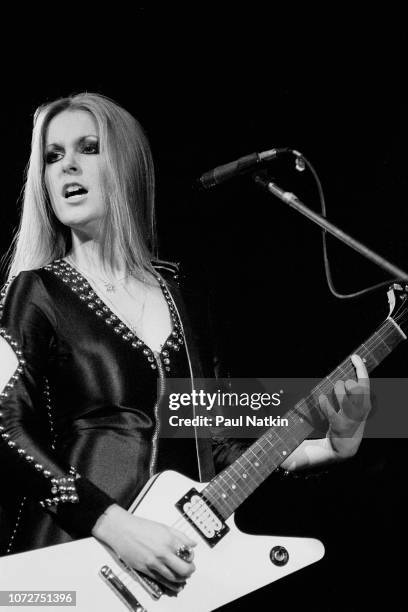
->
<box><xmin>318</xmin><ymin>354</ymin><xmax>371</xmax><ymax>459</ymax></box>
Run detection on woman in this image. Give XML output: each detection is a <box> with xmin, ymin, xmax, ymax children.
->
<box><xmin>0</xmin><ymin>93</ymin><xmax>371</xmax><ymax>594</ymax></box>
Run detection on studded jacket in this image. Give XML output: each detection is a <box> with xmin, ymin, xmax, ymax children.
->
<box><xmin>0</xmin><ymin>259</ymin><xmax>230</xmax><ymax>555</ymax></box>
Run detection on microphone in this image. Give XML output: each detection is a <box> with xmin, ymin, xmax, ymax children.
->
<box><xmin>197</xmin><ymin>148</ymin><xmax>289</xmax><ymax>189</ymax></box>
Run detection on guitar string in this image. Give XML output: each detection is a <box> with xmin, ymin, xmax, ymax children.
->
<box><xmin>186</xmin><ymin>313</ymin><xmax>408</xmax><ymax>525</ymax></box>
<box><xmin>120</xmin><ymin>315</ymin><xmax>398</xmax><ymax>583</ymax></box>
<box><xmin>118</xmin><ymin>322</ymin><xmax>406</xmax><ymax>592</ymax></box>
<box><xmin>193</xmin><ymin>315</ymin><xmax>406</xmax><ymax>515</ymax></box>
<box><xmin>67</xmin><ymin>263</ymin><xmax>406</xmax><ymax>541</ymax></box>
<box><xmin>116</xmin><ymin>306</ymin><xmax>407</xmax><ymax>589</ymax></box>
<box><xmin>167</xmin><ymin>313</ymin><xmax>407</xmax><ymax>531</ymax></box>
<box><xmin>122</xmin><ymin>307</ymin><xmax>408</xmax><ymax>591</ymax></box>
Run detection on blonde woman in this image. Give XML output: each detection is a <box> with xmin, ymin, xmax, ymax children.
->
<box><xmin>0</xmin><ymin>93</ymin><xmax>371</xmax><ymax>593</ymax></box>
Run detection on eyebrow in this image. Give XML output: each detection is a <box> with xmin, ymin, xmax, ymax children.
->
<box><xmin>45</xmin><ymin>134</ymin><xmax>99</xmax><ymax>149</ymax></box>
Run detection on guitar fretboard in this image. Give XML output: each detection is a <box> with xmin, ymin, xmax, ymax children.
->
<box><xmin>203</xmin><ymin>316</ymin><xmax>406</xmax><ymax>520</ymax></box>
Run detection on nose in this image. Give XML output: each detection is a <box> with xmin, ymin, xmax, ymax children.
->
<box><xmin>62</xmin><ymin>151</ymin><xmax>81</xmax><ymax>175</ymax></box>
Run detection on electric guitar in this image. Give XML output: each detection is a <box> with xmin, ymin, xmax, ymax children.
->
<box><xmin>0</xmin><ymin>284</ymin><xmax>406</xmax><ymax>611</ymax></box>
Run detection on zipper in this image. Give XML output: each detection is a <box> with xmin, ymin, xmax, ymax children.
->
<box><xmin>155</xmin><ymin>273</ymin><xmax>194</xmax><ymax>393</ymax></box>
<box><xmin>149</xmin><ymin>351</ymin><xmax>166</xmax><ymax>477</ymax></box>
<box><xmin>155</xmin><ymin>273</ymin><xmax>203</xmax><ymax>481</ymax></box>
<box><xmin>6</xmin><ymin>496</ymin><xmax>26</xmax><ymax>554</ymax></box>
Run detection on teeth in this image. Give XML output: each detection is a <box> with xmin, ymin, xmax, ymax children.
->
<box><xmin>65</xmin><ymin>185</ymin><xmax>86</xmax><ymax>197</ymax></box>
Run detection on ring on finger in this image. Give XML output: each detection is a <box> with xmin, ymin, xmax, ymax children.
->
<box><xmin>175</xmin><ymin>544</ymin><xmax>193</xmax><ymax>562</ymax></box>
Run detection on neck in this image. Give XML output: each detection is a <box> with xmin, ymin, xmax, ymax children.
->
<box><xmin>67</xmin><ymin>231</ymin><xmax>128</xmax><ymax>279</ymax></box>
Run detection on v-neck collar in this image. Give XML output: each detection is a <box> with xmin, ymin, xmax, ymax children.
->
<box><xmin>44</xmin><ymin>259</ymin><xmax>185</xmax><ymax>373</ymax></box>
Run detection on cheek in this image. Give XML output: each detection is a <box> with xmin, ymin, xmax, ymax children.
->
<box><xmin>44</xmin><ymin>168</ymin><xmax>57</xmax><ymax>199</ymax></box>
<box><xmin>90</xmin><ymin>167</ymin><xmax>106</xmax><ymax>206</ymax></box>
<box><xmin>44</xmin><ymin>169</ymin><xmax>63</xmax><ymax>219</ymax></box>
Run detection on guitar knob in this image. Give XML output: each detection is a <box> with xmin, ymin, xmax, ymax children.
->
<box><xmin>270</xmin><ymin>546</ymin><xmax>289</xmax><ymax>566</ymax></box>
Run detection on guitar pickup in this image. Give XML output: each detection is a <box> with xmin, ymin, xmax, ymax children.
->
<box><xmin>175</xmin><ymin>488</ymin><xmax>229</xmax><ymax>547</ymax></box>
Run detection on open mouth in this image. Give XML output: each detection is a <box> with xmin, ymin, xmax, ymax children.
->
<box><xmin>63</xmin><ymin>184</ymin><xmax>88</xmax><ymax>199</ymax></box>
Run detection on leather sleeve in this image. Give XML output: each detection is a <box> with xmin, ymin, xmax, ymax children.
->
<box><xmin>0</xmin><ymin>272</ymin><xmax>114</xmax><ymax>538</ymax></box>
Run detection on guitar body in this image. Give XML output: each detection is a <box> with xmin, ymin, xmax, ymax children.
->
<box><xmin>0</xmin><ymin>470</ymin><xmax>324</xmax><ymax>611</ymax></box>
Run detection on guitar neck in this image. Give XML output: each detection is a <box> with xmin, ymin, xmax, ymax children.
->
<box><xmin>203</xmin><ymin>316</ymin><xmax>406</xmax><ymax>520</ymax></box>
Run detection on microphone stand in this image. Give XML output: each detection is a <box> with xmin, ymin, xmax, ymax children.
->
<box><xmin>253</xmin><ymin>173</ymin><xmax>408</xmax><ymax>283</ymax></box>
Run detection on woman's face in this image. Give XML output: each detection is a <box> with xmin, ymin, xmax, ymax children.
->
<box><xmin>44</xmin><ymin>109</ymin><xmax>106</xmax><ymax>236</ymax></box>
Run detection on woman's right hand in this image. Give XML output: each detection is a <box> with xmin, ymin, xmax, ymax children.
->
<box><xmin>92</xmin><ymin>504</ymin><xmax>197</xmax><ymax>593</ymax></box>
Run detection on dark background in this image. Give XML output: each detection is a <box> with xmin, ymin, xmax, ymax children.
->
<box><xmin>1</xmin><ymin>12</ymin><xmax>406</xmax><ymax>610</ymax></box>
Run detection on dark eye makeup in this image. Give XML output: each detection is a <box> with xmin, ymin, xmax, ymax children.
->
<box><xmin>81</xmin><ymin>140</ymin><xmax>99</xmax><ymax>154</ymax></box>
<box><xmin>44</xmin><ymin>137</ymin><xmax>99</xmax><ymax>164</ymax></box>
<box><xmin>45</xmin><ymin>150</ymin><xmax>63</xmax><ymax>164</ymax></box>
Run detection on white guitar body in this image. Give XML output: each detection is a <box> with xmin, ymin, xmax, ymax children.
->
<box><xmin>0</xmin><ymin>470</ymin><xmax>324</xmax><ymax>611</ymax></box>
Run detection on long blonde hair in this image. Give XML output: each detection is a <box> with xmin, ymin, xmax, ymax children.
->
<box><xmin>5</xmin><ymin>92</ymin><xmax>158</xmax><ymax>280</ymax></box>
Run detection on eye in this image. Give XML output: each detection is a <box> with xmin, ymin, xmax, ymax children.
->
<box><xmin>45</xmin><ymin>150</ymin><xmax>63</xmax><ymax>164</ymax></box>
<box><xmin>81</xmin><ymin>141</ymin><xmax>99</xmax><ymax>154</ymax></box>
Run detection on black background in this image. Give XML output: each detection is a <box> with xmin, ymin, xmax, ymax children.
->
<box><xmin>1</xmin><ymin>11</ymin><xmax>407</xmax><ymax>610</ymax></box>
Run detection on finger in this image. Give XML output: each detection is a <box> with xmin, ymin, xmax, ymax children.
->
<box><xmin>149</xmin><ymin>562</ymin><xmax>189</xmax><ymax>587</ymax></box>
<box><xmin>334</xmin><ymin>380</ymin><xmax>347</xmax><ymax>410</ymax></box>
<box><xmin>171</xmin><ymin>533</ymin><xmax>197</xmax><ymax>564</ymax></box>
<box><xmin>174</xmin><ymin>532</ymin><xmax>197</xmax><ymax>548</ymax></box>
<box><xmin>167</xmin><ymin>554</ymin><xmax>196</xmax><ymax>578</ymax></box>
<box><xmin>176</xmin><ymin>546</ymin><xmax>195</xmax><ymax>563</ymax></box>
<box><xmin>319</xmin><ymin>394</ymin><xmax>339</xmax><ymax>423</ymax></box>
<box><xmin>344</xmin><ymin>379</ymin><xmax>358</xmax><ymax>393</ymax></box>
<box><xmin>351</xmin><ymin>354</ymin><xmax>369</xmax><ymax>389</ymax></box>
<box><xmin>148</xmin><ymin>568</ymin><xmax>186</xmax><ymax>594</ymax></box>
<box><xmin>347</xmin><ymin>387</ymin><xmax>371</xmax><ymax>421</ymax></box>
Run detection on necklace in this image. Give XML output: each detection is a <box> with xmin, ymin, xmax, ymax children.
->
<box><xmin>99</xmin><ymin>284</ymin><xmax>147</xmax><ymax>337</ymax></box>
<box><xmin>65</xmin><ymin>257</ymin><xmax>147</xmax><ymax>336</ymax></box>
<box><xmin>65</xmin><ymin>257</ymin><xmax>132</xmax><ymax>292</ymax></box>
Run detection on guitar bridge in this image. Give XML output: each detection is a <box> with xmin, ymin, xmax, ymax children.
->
<box><xmin>176</xmin><ymin>488</ymin><xmax>229</xmax><ymax>547</ymax></box>
<box><xmin>117</xmin><ymin>557</ymin><xmax>163</xmax><ymax>600</ymax></box>
<box><xmin>100</xmin><ymin>565</ymin><xmax>147</xmax><ymax>611</ymax></box>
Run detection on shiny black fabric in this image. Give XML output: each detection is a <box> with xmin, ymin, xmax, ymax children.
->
<box><xmin>0</xmin><ymin>263</ymin><xmax>206</xmax><ymax>554</ymax></box>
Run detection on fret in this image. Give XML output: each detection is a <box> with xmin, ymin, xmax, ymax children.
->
<box><xmin>306</xmin><ymin>390</ymin><xmax>324</xmax><ymax>411</ymax></box>
<box><xmin>358</xmin><ymin>353</ymin><xmax>378</xmax><ymax>372</ymax></box>
<box><xmin>226</xmin><ymin>465</ymin><xmax>253</xmax><ymax>496</ymax></box>
<box><xmin>202</xmin><ymin>312</ymin><xmax>407</xmax><ymax>518</ymax></box>
<box><xmin>362</xmin><ymin>341</ymin><xmax>381</xmax><ymax>367</ymax></box>
<box><xmin>235</xmin><ymin>457</ymin><xmax>264</xmax><ymax>488</ymax></box>
<box><xmin>326</xmin><ymin>364</ymin><xmax>353</xmax><ymax>386</ymax></box>
<box><xmin>246</xmin><ymin>447</ymin><xmax>270</xmax><ymax>476</ymax></box>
